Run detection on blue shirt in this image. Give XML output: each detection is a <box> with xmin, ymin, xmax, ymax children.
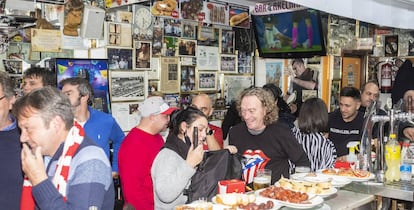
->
<box><xmin>83</xmin><ymin>106</ymin><xmax>125</xmax><ymax>172</ymax></box>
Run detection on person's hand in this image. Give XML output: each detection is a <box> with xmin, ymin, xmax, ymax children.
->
<box><xmin>186</xmin><ymin>144</ymin><xmax>204</xmax><ymax>168</ymax></box>
<box><xmin>284</xmin><ymin>66</ymin><xmax>296</xmax><ymax>77</ymax></box>
<box><xmin>224</xmin><ymin>145</ymin><xmax>238</xmax><ymax>154</ymax></box>
<box><xmin>403</xmin><ymin>127</ymin><xmax>414</xmax><ymax>141</ymax></box>
<box><xmin>112</xmin><ymin>172</ymin><xmax>119</xmax><ymax>179</ymax></box>
<box><xmin>21</xmin><ymin>144</ymin><xmax>48</xmax><ymax>186</ymax></box>
<box><xmin>289</xmin><ymin>103</ymin><xmax>298</xmax><ymax>114</ymax></box>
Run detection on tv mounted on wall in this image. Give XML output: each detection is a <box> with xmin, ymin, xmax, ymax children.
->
<box><xmin>49</xmin><ymin>58</ymin><xmax>111</xmax><ymax>113</ymax></box>
<box><xmin>252</xmin><ymin>7</ymin><xmax>326</xmax><ymax>58</ymax></box>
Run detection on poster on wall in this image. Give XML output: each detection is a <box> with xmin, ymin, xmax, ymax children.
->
<box><xmin>180</xmin><ymin>0</ymin><xmax>204</xmax><ymax>21</ymax></box>
<box><xmin>160</xmin><ymin>57</ymin><xmax>180</xmax><ymax>93</ymax></box>
<box><xmin>148</xmin><ymin>57</ymin><xmax>160</xmax><ymax>80</ymax></box>
<box><xmin>223</xmin><ymin>75</ymin><xmax>254</xmax><ymax>105</ymax></box>
<box><xmin>54</xmin><ymin>58</ymin><xmax>111</xmax><ymax>113</ymax></box>
<box><xmin>110</xmin><ymin>71</ymin><xmax>147</xmax><ymax>101</ymax></box>
<box><xmin>111</xmin><ymin>102</ymin><xmax>141</xmax><ymax>132</ymax></box>
<box><xmin>265</xmin><ymin>61</ymin><xmax>283</xmax><ymax>88</ymax></box>
<box><xmin>229</xmin><ymin>4</ymin><xmax>250</xmax><ymax>28</ymax></box>
<box><xmin>196</xmin><ymin>46</ymin><xmax>219</xmax><ymax>70</ymax></box>
<box><xmin>31</xmin><ymin>29</ymin><xmax>62</xmax><ymax>52</ymax></box>
<box><xmin>201</xmin><ymin>0</ymin><xmax>229</xmax><ymax>25</ymax></box>
<box><xmin>151</xmin><ymin>0</ymin><xmax>179</xmax><ymax>18</ymax></box>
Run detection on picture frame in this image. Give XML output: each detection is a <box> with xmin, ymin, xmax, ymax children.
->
<box><xmin>3</xmin><ymin>59</ymin><xmax>23</xmax><ymax>74</ymax></box>
<box><xmin>164</xmin><ymin>18</ymin><xmax>182</xmax><ymax>37</ymax></box>
<box><xmin>197</xmin><ymin>71</ymin><xmax>217</xmax><ymax>91</ymax></box>
<box><xmin>148</xmin><ymin>57</ymin><xmax>161</xmax><ymax>80</ymax></box>
<box><xmin>148</xmin><ymin>80</ymin><xmax>160</xmax><ymax>95</ymax></box>
<box><xmin>162</xmin><ymin>36</ymin><xmax>178</xmax><ymax>56</ymax></box>
<box><xmin>223</xmin><ymin>75</ymin><xmax>254</xmax><ymax>105</ymax></box>
<box><xmin>196</xmin><ymin>46</ymin><xmax>219</xmax><ymax>70</ymax></box>
<box><xmin>220</xmin><ymin>55</ymin><xmax>237</xmax><ymax>73</ymax></box>
<box><xmin>107</xmin><ymin>48</ymin><xmax>133</xmax><ymax>70</ymax></box>
<box><xmin>221</xmin><ymin>29</ymin><xmax>235</xmax><ymax>54</ymax></box>
<box><xmin>178</xmin><ymin>39</ymin><xmax>196</xmax><ymax>56</ymax></box>
<box><xmin>181</xmin><ymin>21</ymin><xmax>197</xmax><ymax>39</ymax></box>
<box><xmin>152</xmin><ymin>27</ymin><xmax>163</xmax><ymax>56</ymax></box>
<box><xmin>110</xmin><ymin>70</ymin><xmax>147</xmax><ymax>101</ymax></box>
<box><xmin>160</xmin><ymin>57</ymin><xmax>180</xmax><ymax>93</ymax></box>
<box><xmin>106</xmin><ymin>22</ymin><xmax>132</xmax><ymax>47</ymax></box>
<box><xmin>237</xmin><ymin>51</ymin><xmax>252</xmax><ymax>73</ymax></box>
<box><xmin>180</xmin><ymin>65</ymin><xmax>196</xmax><ymax>92</ymax></box>
<box><xmin>134</xmin><ymin>41</ymin><xmax>152</xmax><ymax>69</ymax></box>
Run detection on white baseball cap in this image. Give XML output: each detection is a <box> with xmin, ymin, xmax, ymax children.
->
<box><xmin>139</xmin><ymin>96</ymin><xmax>177</xmax><ymax>117</ymax></box>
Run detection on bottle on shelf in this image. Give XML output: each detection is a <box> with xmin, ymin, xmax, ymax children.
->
<box><xmin>400</xmin><ymin>140</ymin><xmax>412</xmax><ymax>182</ymax></box>
<box><xmin>385</xmin><ymin>133</ymin><xmax>401</xmax><ymax>182</ymax></box>
<box><xmin>380</xmin><ymin>62</ymin><xmax>392</xmax><ymax>93</ymax></box>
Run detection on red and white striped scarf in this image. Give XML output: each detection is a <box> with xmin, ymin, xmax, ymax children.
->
<box><xmin>20</xmin><ymin>121</ymin><xmax>84</xmax><ymax>209</ymax></box>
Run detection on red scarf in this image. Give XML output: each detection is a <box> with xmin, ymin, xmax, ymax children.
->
<box><xmin>20</xmin><ymin>122</ymin><xmax>84</xmax><ymax>209</ymax></box>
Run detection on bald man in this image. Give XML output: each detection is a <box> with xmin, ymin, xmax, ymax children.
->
<box><xmin>191</xmin><ymin>94</ymin><xmax>223</xmax><ymax>150</ymax></box>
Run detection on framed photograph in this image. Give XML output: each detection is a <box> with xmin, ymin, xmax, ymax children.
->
<box><xmin>106</xmin><ymin>22</ymin><xmax>132</xmax><ymax>47</ymax></box>
<box><xmin>162</xmin><ymin>36</ymin><xmax>178</xmax><ymax>56</ymax></box>
<box><xmin>181</xmin><ymin>21</ymin><xmax>197</xmax><ymax>39</ymax></box>
<box><xmin>180</xmin><ymin>65</ymin><xmax>196</xmax><ymax>92</ymax></box>
<box><xmin>164</xmin><ymin>18</ymin><xmax>182</xmax><ymax>37</ymax></box>
<box><xmin>221</xmin><ymin>29</ymin><xmax>235</xmax><ymax>54</ymax></box>
<box><xmin>238</xmin><ymin>51</ymin><xmax>252</xmax><ymax>73</ymax></box>
<box><xmin>196</xmin><ymin>46</ymin><xmax>219</xmax><ymax>70</ymax></box>
<box><xmin>152</xmin><ymin>27</ymin><xmax>163</xmax><ymax>56</ymax></box>
<box><xmin>3</xmin><ymin>59</ymin><xmax>22</xmax><ymax>74</ymax></box>
<box><xmin>198</xmin><ymin>26</ymin><xmax>219</xmax><ymax>47</ymax></box>
<box><xmin>220</xmin><ymin>55</ymin><xmax>237</xmax><ymax>73</ymax></box>
<box><xmin>254</xmin><ymin>60</ymin><xmax>284</xmax><ymax>88</ymax></box>
<box><xmin>134</xmin><ymin>41</ymin><xmax>152</xmax><ymax>69</ymax></box>
<box><xmin>110</xmin><ymin>71</ymin><xmax>147</xmax><ymax>101</ymax></box>
<box><xmin>198</xmin><ymin>71</ymin><xmax>217</xmax><ymax>91</ymax></box>
<box><xmin>160</xmin><ymin>57</ymin><xmax>180</xmax><ymax>93</ymax></box>
<box><xmin>178</xmin><ymin>39</ymin><xmax>196</xmax><ymax>56</ymax></box>
<box><xmin>148</xmin><ymin>80</ymin><xmax>160</xmax><ymax>95</ymax></box>
<box><xmin>148</xmin><ymin>57</ymin><xmax>160</xmax><ymax>80</ymax></box>
<box><xmin>385</xmin><ymin>35</ymin><xmax>398</xmax><ymax>56</ymax></box>
<box><xmin>223</xmin><ymin>75</ymin><xmax>254</xmax><ymax>105</ymax></box>
<box><xmin>107</xmin><ymin>48</ymin><xmax>133</xmax><ymax>70</ymax></box>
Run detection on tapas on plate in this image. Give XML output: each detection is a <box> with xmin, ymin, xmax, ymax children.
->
<box><xmin>256</xmin><ymin>186</ymin><xmax>324</xmax><ymax>209</ymax></box>
<box><xmin>290</xmin><ymin>172</ymin><xmax>352</xmax><ymax>188</ymax></box>
<box><xmin>318</xmin><ymin>168</ymin><xmax>375</xmax><ymax>182</ymax></box>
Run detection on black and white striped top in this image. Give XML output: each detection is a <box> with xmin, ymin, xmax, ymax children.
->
<box><xmin>292</xmin><ymin>127</ymin><xmax>337</xmax><ymax>172</ymax></box>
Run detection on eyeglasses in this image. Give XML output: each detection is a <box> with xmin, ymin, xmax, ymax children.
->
<box><xmin>0</xmin><ymin>95</ymin><xmax>6</xmax><ymax>101</ymax></box>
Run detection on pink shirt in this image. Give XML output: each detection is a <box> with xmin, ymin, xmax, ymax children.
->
<box><xmin>118</xmin><ymin>127</ymin><xmax>164</xmax><ymax>209</ymax></box>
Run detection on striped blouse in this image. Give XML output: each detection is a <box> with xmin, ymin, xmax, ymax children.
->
<box><xmin>291</xmin><ymin>126</ymin><xmax>337</xmax><ymax>172</ymax></box>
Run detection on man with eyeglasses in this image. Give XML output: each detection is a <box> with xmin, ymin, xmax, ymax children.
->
<box><xmin>285</xmin><ymin>58</ymin><xmax>318</xmax><ymax>116</ymax></box>
<box><xmin>191</xmin><ymin>93</ymin><xmax>222</xmax><ymax>150</ymax></box>
<box><xmin>0</xmin><ymin>72</ymin><xmax>23</xmax><ymax>209</ymax></box>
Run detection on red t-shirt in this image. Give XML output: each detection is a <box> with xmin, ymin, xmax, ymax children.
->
<box><xmin>203</xmin><ymin>124</ymin><xmax>224</xmax><ymax>150</ymax></box>
<box><xmin>118</xmin><ymin>127</ymin><xmax>164</xmax><ymax>209</ymax></box>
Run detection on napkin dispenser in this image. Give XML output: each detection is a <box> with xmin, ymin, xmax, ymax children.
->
<box><xmin>218</xmin><ymin>179</ymin><xmax>245</xmax><ymax>194</ymax></box>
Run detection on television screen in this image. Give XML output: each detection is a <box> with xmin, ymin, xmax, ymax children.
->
<box><xmin>53</xmin><ymin>58</ymin><xmax>111</xmax><ymax>113</ymax></box>
<box><xmin>252</xmin><ymin>8</ymin><xmax>326</xmax><ymax>58</ymax></box>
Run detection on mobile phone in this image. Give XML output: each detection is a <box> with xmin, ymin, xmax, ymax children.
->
<box><xmin>193</xmin><ymin>126</ymin><xmax>198</xmax><ymax>149</ymax></box>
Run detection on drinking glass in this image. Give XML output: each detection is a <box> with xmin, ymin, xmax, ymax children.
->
<box><xmin>253</xmin><ymin>169</ymin><xmax>272</xmax><ymax>190</ymax></box>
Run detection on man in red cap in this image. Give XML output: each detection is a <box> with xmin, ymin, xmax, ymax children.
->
<box><xmin>118</xmin><ymin>96</ymin><xmax>176</xmax><ymax>209</ymax></box>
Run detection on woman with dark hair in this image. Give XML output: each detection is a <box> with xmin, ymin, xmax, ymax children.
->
<box><xmin>151</xmin><ymin>107</ymin><xmax>206</xmax><ymax>209</ymax></box>
<box><xmin>291</xmin><ymin>97</ymin><xmax>337</xmax><ymax>171</ymax></box>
